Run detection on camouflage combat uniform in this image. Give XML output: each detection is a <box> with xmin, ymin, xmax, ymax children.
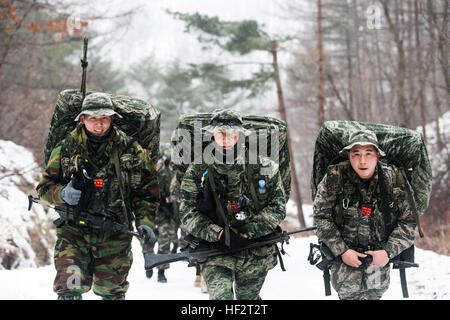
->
<box><xmin>170</xmin><ymin>172</ymin><xmax>185</xmax><ymax>248</ymax></box>
<box><xmin>154</xmin><ymin>159</ymin><xmax>179</xmax><ymax>270</ymax></box>
<box><xmin>179</xmin><ymin>110</ymin><xmax>286</xmax><ymax>300</ymax></box>
<box><xmin>36</xmin><ymin>93</ymin><xmax>159</xmax><ymax>300</ymax></box>
<box><xmin>314</xmin><ymin>155</ymin><xmax>416</xmax><ymax>299</ymax></box>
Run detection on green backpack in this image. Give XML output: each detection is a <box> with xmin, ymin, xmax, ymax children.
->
<box><xmin>171</xmin><ymin>112</ymin><xmax>291</xmax><ymax>200</ymax></box>
<box><xmin>311</xmin><ymin>120</ymin><xmax>432</xmax><ymax>217</ymax></box>
<box><xmin>43</xmin><ymin>89</ymin><xmax>160</xmax><ymax>167</ymax></box>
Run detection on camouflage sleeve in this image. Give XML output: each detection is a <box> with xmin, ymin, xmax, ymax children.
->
<box><xmin>313</xmin><ymin>169</ymin><xmax>349</xmax><ymax>257</ymax></box>
<box><xmin>132</xmin><ymin>145</ymin><xmax>160</xmax><ymax>229</ymax></box>
<box><xmin>383</xmin><ymin>171</ymin><xmax>417</xmax><ymax>257</ymax></box>
<box><xmin>239</xmin><ymin>173</ymin><xmax>286</xmax><ymax>239</ymax></box>
<box><xmin>35</xmin><ymin>145</ymin><xmax>66</xmax><ymax>205</ymax></box>
<box><xmin>179</xmin><ymin>164</ymin><xmax>223</xmax><ymax>242</ymax></box>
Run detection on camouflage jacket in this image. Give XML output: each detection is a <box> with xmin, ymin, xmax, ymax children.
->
<box><xmin>36</xmin><ymin>124</ymin><xmax>160</xmax><ymax>228</ymax></box>
<box><xmin>179</xmin><ymin>152</ymin><xmax>286</xmax><ymax>244</ymax></box>
<box><xmin>313</xmin><ymin>160</ymin><xmax>416</xmax><ymax>258</ymax></box>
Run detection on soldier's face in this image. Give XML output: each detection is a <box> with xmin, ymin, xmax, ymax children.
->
<box><xmin>81</xmin><ymin>115</ymin><xmax>113</xmax><ymax>135</ymax></box>
<box><xmin>213</xmin><ymin>130</ymin><xmax>239</xmax><ymax>149</ymax></box>
<box><xmin>348</xmin><ymin>145</ymin><xmax>380</xmax><ymax>179</ymax></box>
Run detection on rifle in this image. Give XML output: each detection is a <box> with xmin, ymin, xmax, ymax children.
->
<box><xmin>308</xmin><ymin>242</ymin><xmax>419</xmax><ymax>297</ymax></box>
<box><xmin>27</xmin><ymin>195</ymin><xmax>151</xmax><ymax>242</ymax></box>
<box><xmin>144</xmin><ymin>226</ymin><xmax>317</xmax><ymax>270</ymax></box>
<box><xmin>308</xmin><ymin>243</ymin><xmax>419</xmax><ymax>270</ymax></box>
<box><xmin>80</xmin><ymin>37</ymin><xmax>89</xmax><ymax>101</ymax></box>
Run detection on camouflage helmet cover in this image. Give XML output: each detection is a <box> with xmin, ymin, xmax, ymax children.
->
<box><xmin>74</xmin><ymin>92</ymin><xmax>123</xmax><ymax>121</ymax></box>
<box><xmin>340</xmin><ymin>129</ymin><xmax>386</xmax><ymax>156</ymax></box>
<box><xmin>202</xmin><ymin>109</ymin><xmax>251</xmax><ymax>136</ymax></box>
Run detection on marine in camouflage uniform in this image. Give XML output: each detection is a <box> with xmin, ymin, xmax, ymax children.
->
<box><xmin>36</xmin><ymin>92</ymin><xmax>159</xmax><ymax>300</ymax></box>
<box><xmin>179</xmin><ymin>110</ymin><xmax>286</xmax><ymax>300</ymax></box>
<box><xmin>313</xmin><ymin>130</ymin><xmax>416</xmax><ymax>300</ymax></box>
<box><xmin>144</xmin><ymin>144</ymin><xmax>179</xmax><ymax>282</ymax></box>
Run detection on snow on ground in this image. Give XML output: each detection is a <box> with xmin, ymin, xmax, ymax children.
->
<box><xmin>0</xmin><ymin>234</ymin><xmax>448</xmax><ymax>300</ymax></box>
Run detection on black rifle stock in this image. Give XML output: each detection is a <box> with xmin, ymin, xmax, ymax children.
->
<box><xmin>144</xmin><ymin>226</ymin><xmax>317</xmax><ymax>270</ymax></box>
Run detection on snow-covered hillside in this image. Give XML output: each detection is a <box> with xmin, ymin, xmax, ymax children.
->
<box><xmin>0</xmin><ymin>140</ymin><xmax>55</xmax><ymax>270</ymax></box>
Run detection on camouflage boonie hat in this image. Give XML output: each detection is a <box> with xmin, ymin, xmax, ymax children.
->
<box><xmin>74</xmin><ymin>92</ymin><xmax>123</xmax><ymax>121</ymax></box>
<box><xmin>340</xmin><ymin>129</ymin><xmax>386</xmax><ymax>156</ymax></box>
<box><xmin>202</xmin><ymin>109</ymin><xmax>251</xmax><ymax>136</ymax></box>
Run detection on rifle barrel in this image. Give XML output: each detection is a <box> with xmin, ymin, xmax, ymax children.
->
<box><xmin>287</xmin><ymin>226</ymin><xmax>317</xmax><ymax>236</ymax></box>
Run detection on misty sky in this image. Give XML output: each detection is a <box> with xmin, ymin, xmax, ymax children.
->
<box><xmin>78</xmin><ymin>0</ymin><xmax>301</xmax><ymax>69</ymax></box>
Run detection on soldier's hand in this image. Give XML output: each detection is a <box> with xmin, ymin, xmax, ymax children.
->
<box><xmin>341</xmin><ymin>249</ymin><xmax>367</xmax><ymax>268</ymax></box>
<box><xmin>60</xmin><ymin>180</ymin><xmax>82</xmax><ymax>206</ymax></box>
<box><xmin>365</xmin><ymin>250</ymin><xmax>389</xmax><ymax>267</ymax></box>
<box><xmin>218</xmin><ymin>230</ymin><xmax>250</xmax><ymax>249</ymax></box>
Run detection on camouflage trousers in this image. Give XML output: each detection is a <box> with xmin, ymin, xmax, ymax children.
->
<box><xmin>330</xmin><ymin>261</ymin><xmax>391</xmax><ymax>300</ymax></box>
<box><xmin>53</xmin><ymin>224</ymin><xmax>132</xmax><ymax>300</ymax></box>
<box><xmin>140</xmin><ymin>216</ymin><xmax>179</xmax><ymax>270</ymax></box>
<box><xmin>201</xmin><ymin>247</ymin><xmax>277</xmax><ymax>300</ymax></box>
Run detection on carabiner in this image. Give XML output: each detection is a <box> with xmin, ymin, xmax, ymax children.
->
<box><xmin>342</xmin><ymin>198</ymin><xmax>350</xmax><ymax>210</ymax></box>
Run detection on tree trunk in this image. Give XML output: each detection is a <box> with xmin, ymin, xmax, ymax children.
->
<box><xmin>415</xmin><ymin>0</ymin><xmax>427</xmax><ymax>142</ymax></box>
<box><xmin>317</xmin><ymin>0</ymin><xmax>325</xmax><ymax>127</ymax></box>
<box><xmin>382</xmin><ymin>0</ymin><xmax>409</xmax><ymax>128</ymax></box>
<box><xmin>271</xmin><ymin>40</ymin><xmax>306</xmax><ymax>228</ymax></box>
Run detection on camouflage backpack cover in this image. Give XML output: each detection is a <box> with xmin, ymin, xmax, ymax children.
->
<box><xmin>171</xmin><ymin>112</ymin><xmax>291</xmax><ymax>200</ymax></box>
<box><xmin>311</xmin><ymin>120</ymin><xmax>432</xmax><ymax>216</ymax></box>
<box><xmin>43</xmin><ymin>89</ymin><xmax>160</xmax><ymax>167</ymax></box>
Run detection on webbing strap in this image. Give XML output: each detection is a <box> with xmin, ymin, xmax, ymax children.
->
<box><xmin>207</xmin><ymin>166</ymin><xmax>230</xmax><ymax>247</ymax></box>
<box><xmin>377</xmin><ymin>163</ymin><xmax>395</xmax><ymax>236</ymax></box>
<box><xmin>112</xmin><ymin>148</ymin><xmax>130</xmax><ymax>227</ymax></box>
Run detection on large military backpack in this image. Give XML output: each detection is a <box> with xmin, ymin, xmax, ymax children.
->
<box><xmin>43</xmin><ymin>89</ymin><xmax>160</xmax><ymax>167</ymax></box>
<box><xmin>311</xmin><ymin>120</ymin><xmax>432</xmax><ymax>217</ymax></box>
<box><xmin>171</xmin><ymin>112</ymin><xmax>291</xmax><ymax>200</ymax></box>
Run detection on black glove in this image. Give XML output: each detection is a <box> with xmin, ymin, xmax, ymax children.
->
<box><xmin>219</xmin><ymin>230</ymin><xmax>250</xmax><ymax>249</ymax></box>
<box><xmin>137</xmin><ymin>225</ymin><xmax>157</xmax><ymax>247</ymax></box>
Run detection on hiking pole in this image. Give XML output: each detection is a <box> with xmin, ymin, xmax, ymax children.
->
<box><xmin>80</xmin><ymin>37</ymin><xmax>89</xmax><ymax>100</ymax></box>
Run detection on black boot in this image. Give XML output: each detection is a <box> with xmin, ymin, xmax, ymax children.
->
<box><xmin>158</xmin><ymin>269</ymin><xmax>167</xmax><ymax>283</ymax></box>
<box><xmin>146</xmin><ymin>268</ymin><xmax>153</xmax><ymax>279</ymax></box>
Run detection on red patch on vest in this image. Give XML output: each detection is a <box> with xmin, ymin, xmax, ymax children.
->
<box><xmin>94</xmin><ymin>178</ymin><xmax>104</xmax><ymax>188</ymax></box>
<box><xmin>360</xmin><ymin>206</ymin><xmax>372</xmax><ymax>216</ymax></box>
